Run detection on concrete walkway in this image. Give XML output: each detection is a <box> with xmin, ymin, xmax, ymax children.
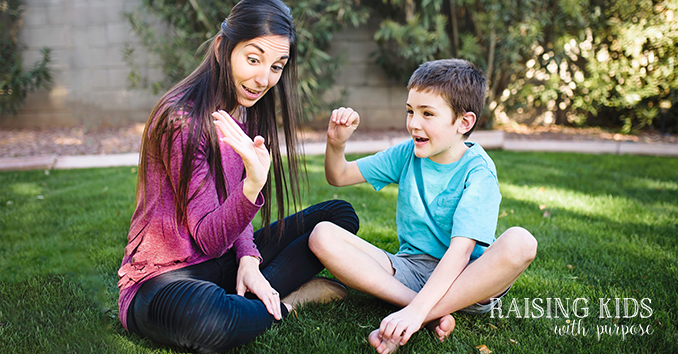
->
<box><xmin>1</xmin><ymin>130</ymin><xmax>677</xmax><ymax>171</ymax></box>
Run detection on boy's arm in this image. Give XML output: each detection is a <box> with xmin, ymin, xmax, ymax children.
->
<box><xmin>325</xmin><ymin>107</ymin><xmax>366</xmax><ymax>187</ymax></box>
<box><xmin>378</xmin><ymin>237</ymin><xmax>476</xmax><ymax>345</ymax></box>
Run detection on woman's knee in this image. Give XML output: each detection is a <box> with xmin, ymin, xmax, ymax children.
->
<box><xmin>147</xmin><ymin>280</ymin><xmax>273</xmax><ymax>352</ymax></box>
<box><xmin>317</xmin><ymin>199</ymin><xmax>359</xmax><ymax>234</ymax></box>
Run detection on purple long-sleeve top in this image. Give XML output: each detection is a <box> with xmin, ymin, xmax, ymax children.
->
<box><xmin>117</xmin><ymin>114</ymin><xmax>264</xmax><ymax>330</ymax></box>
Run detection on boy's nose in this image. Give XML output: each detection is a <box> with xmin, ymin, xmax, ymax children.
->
<box><xmin>407</xmin><ymin>115</ymin><xmax>422</xmax><ymax>131</ymax></box>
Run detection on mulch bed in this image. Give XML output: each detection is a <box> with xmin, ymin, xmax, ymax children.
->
<box><xmin>1</xmin><ymin>123</ymin><xmax>676</xmax><ymax>158</ymax></box>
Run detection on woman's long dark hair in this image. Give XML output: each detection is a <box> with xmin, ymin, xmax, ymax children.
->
<box><xmin>137</xmin><ymin>0</ymin><xmax>303</xmax><ymax>238</ymax></box>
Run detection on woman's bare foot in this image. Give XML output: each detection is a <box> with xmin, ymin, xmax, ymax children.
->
<box><xmin>425</xmin><ymin>314</ymin><xmax>455</xmax><ymax>343</ymax></box>
<box><xmin>368</xmin><ymin>329</ymin><xmax>399</xmax><ymax>354</ymax></box>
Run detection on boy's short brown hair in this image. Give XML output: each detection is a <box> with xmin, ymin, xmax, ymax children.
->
<box><xmin>407</xmin><ymin>59</ymin><xmax>487</xmax><ymax>137</ymax></box>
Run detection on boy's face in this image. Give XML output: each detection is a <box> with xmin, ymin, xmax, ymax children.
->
<box><xmin>406</xmin><ymin>89</ymin><xmax>470</xmax><ymax>164</ymax></box>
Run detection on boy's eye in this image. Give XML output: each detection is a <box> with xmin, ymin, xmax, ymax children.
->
<box><xmin>406</xmin><ymin>109</ymin><xmax>413</xmax><ymax>114</ymax></box>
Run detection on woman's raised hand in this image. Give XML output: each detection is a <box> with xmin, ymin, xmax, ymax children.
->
<box><xmin>212</xmin><ymin>110</ymin><xmax>270</xmax><ymax>203</ymax></box>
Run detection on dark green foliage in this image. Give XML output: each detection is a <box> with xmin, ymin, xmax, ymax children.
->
<box><xmin>123</xmin><ymin>0</ymin><xmax>369</xmax><ymax>120</ymax></box>
<box><xmin>0</xmin><ymin>0</ymin><xmax>53</xmax><ymax>115</ymax></box>
<box><xmin>362</xmin><ymin>0</ymin><xmax>678</xmax><ymax>133</ymax></box>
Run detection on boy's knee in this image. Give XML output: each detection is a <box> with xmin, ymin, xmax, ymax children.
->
<box><xmin>308</xmin><ymin>221</ymin><xmax>339</xmax><ymax>254</ymax></box>
<box><xmin>502</xmin><ymin>227</ymin><xmax>538</xmax><ymax>264</ymax></box>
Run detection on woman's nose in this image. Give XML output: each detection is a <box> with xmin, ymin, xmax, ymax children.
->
<box><xmin>254</xmin><ymin>68</ymin><xmax>270</xmax><ymax>87</ymax></box>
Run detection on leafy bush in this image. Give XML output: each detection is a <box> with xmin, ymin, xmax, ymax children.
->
<box><xmin>0</xmin><ymin>0</ymin><xmax>53</xmax><ymax>116</ymax></box>
<box><xmin>123</xmin><ymin>0</ymin><xmax>369</xmax><ymax>120</ymax></box>
<box><xmin>363</xmin><ymin>0</ymin><xmax>678</xmax><ymax>133</ymax></box>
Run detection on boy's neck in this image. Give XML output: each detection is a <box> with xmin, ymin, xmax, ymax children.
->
<box><xmin>428</xmin><ymin>140</ymin><xmax>469</xmax><ymax>164</ymax></box>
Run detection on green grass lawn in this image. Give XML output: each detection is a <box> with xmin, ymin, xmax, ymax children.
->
<box><xmin>1</xmin><ymin>151</ymin><xmax>676</xmax><ymax>353</ymax></box>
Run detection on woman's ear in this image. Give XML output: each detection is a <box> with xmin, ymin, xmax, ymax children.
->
<box><xmin>457</xmin><ymin>112</ymin><xmax>476</xmax><ymax>135</ymax></box>
<box><xmin>214</xmin><ymin>36</ymin><xmax>222</xmax><ymax>64</ymax></box>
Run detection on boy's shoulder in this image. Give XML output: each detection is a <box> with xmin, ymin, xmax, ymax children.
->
<box><xmin>462</xmin><ymin>142</ymin><xmax>498</xmax><ymax>175</ymax></box>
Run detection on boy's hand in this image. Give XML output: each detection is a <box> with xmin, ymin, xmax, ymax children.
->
<box><xmin>378</xmin><ymin>305</ymin><xmax>427</xmax><ymax>346</ymax></box>
<box><xmin>327</xmin><ymin>107</ymin><xmax>360</xmax><ymax>148</ymax></box>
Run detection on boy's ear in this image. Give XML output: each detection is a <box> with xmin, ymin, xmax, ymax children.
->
<box><xmin>214</xmin><ymin>36</ymin><xmax>223</xmax><ymax>64</ymax></box>
<box><xmin>457</xmin><ymin>112</ymin><xmax>476</xmax><ymax>135</ymax></box>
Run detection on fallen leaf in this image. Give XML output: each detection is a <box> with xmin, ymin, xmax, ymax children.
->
<box><xmin>612</xmin><ymin>317</ymin><xmax>620</xmax><ymax>324</ymax></box>
<box><xmin>498</xmin><ymin>211</ymin><xmax>508</xmax><ymax>218</ymax></box>
<box><xmin>509</xmin><ymin>339</ymin><xmax>518</xmax><ymax>344</ymax></box>
<box><xmin>567</xmin><ymin>264</ymin><xmax>573</xmax><ymax>269</ymax></box>
<box><xmin>543</xmin><ymin>211</ymin><xmax>551</xmax><ymax>218</ymax></box>
<box><xmin>539</xmin><ymin>204</ymin><xmax>546</xmax><ymax>210</ymax></box>
<box><xmin>476</xmin><ymin>344</ymin><xmax>492</xmax><ymax>354</ymax></box>
<box><xmin>487</xmin><ymin>323</ymin><xmax>497</xmax><ymax>330</ymax></box>
<box><xmin>539</xmin><ymin>187</ymin><xmax>545</xmax><ymax>192</ymax></box>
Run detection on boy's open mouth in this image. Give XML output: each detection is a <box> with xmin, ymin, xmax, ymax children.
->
<box><xmin>414</xmin><ymin>137</ymin><xmax>429</xmax><ymax>143</ymax></box>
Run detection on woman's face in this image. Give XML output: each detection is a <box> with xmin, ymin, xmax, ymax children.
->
<box><xmin>229</xmin><ymin>35</ymin><xmax>290</xmax><ymax>108</ymax></box>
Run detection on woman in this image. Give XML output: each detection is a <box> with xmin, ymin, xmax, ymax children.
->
<box><xmin>117</xmin><ymin>0</ymin><xmax>359</xmax><ymax>352</ymax></box>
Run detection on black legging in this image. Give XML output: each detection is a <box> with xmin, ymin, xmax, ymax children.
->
<box><xmin>126</xmin><ymin>200</ymin><xmax>359</xmax><ymax>353</ymax></box>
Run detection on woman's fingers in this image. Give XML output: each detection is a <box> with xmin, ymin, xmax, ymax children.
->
<box><xmin>212</xmin><ymin>110</ymin><xmax>246</xmax><ymax>137</ymax></box>
<box><xmin>251</xmin><ymin>282</ymin><xmax>282</xmax><ymax>320</ymax></box>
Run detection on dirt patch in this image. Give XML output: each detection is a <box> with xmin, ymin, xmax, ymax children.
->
<box><xmin>1</xmin><ymin>123</ymin><xmax>676</xmax><ymax>158</ymax></box>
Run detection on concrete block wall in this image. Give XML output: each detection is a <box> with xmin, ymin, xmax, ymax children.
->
<box><xmin>1</xmin><ymin>2</ymin><xmax>403</xmax><ymax>130</ymax></box>
<box><xmin>323</xmin><ymin>22</ymin><xmax>408</xmax><ymax>130</ymax></box>
<box><xmin>0</xmin><ymin>0</ymin><xmax>162</xmax><ymax>129</ymax></box>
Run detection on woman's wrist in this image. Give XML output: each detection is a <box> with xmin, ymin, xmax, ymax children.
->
<box><xmin>242</xmin><ymin>178</ymin><xmax>264</xmax><ymax>203</ymax></box>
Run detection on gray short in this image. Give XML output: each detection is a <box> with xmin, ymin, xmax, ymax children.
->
<box><xmin>384</xmin><ymin>252</ymin><xmax>508</xmax><ymax>315</ymax></box>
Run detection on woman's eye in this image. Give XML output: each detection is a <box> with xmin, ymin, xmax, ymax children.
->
<box><xmin>272</xmin><ymin>65</ymin><xmax>283</xmax><ymax>72</ymax></box>
<box><xmin>248</xmin><ymin>57</ymin><xmax>258</xmax><ymax>64</ymax></box>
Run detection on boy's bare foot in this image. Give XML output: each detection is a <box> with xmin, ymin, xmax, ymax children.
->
<box><xmin>368</xmin><ymin>329</ymin><xmax>399</xmax><ymax>354</ymax></box>
<box><xmin>425</xmin><ymin>314</ymin><xmax>455</xmax><ymax>343</ymax></box>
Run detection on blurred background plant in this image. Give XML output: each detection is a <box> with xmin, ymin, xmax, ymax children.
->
<box><xmin>0</xmin><ymin>0</ymin><xmax>53</xmax><ymax>116</ymax></box>
<box><xmin>123</xmin><ymin>0</ymin><xmax>369</xmax><ymax>120</ymax></box>
<box><xmin>362</xmin><ymin>0</ymin><xmax>678</xmax><ymax>134</ymax></box>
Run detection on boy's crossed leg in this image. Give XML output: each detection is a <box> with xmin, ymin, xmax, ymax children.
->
<box><xmin>309</xmin><ymin>223</ymin><xmax>537</xmax><ymax>353</ymax></box>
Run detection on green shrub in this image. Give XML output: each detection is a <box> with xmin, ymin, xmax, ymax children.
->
<box><xmin>363</xmin><ymin>0</ymin><xmax>678</xmax><ymax>133</ymax></box>
<box><xmin>0</xmin><ymin>0</ymin><xmax>53</xmax><ymax>116</ymax></box>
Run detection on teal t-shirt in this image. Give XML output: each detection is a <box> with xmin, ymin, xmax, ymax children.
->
<box><xmin>356</xmin><ymin>139</ymin><xmax>501</xmax><ymax>260</ymax></box>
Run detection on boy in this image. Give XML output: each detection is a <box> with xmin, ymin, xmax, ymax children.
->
<box><xmin>309</xmin><ymin>59</ymin><xmax>537</xmax><ymax>354</ymax></box>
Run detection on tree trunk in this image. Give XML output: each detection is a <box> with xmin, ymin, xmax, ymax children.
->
<box><xmin>449</xmin><ymin>0</ymin><xmax>460</xmax><ymax>57</ymax></box>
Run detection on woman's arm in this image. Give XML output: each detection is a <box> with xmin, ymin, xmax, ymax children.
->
<box><xmin>166</xmin><ymin>119</ymin><xmax>263</xmax><ymax>259</ymax></box>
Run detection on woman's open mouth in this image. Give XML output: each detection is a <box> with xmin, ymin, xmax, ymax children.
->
<box><xmin>242</xmin><ymin>85</ymin><xmax>262</xmax><ymax>99</ymax></box>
